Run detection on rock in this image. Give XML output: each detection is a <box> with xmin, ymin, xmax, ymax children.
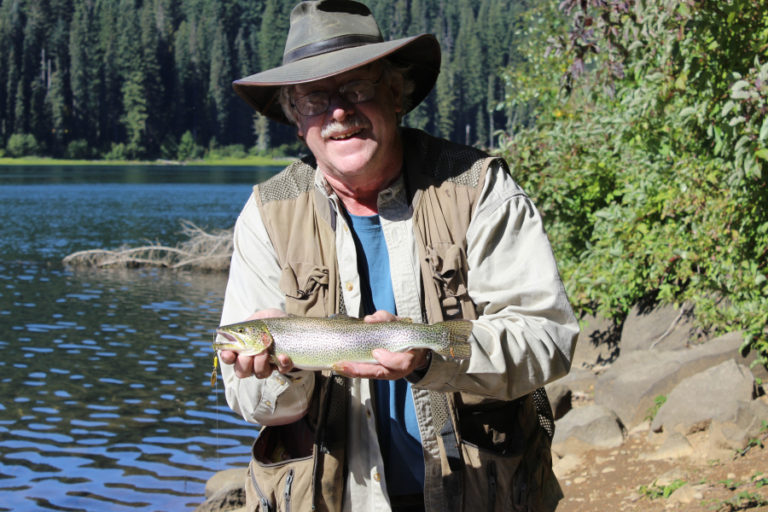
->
<box><xmin>557</xmin><ymin>367</ymin><xmax>597</xmax><ymax>395</ymax></box>
<box><xmin>594</xmin><ymin>333</ymin><xmax>746</xmax><ymax>428</ymax></box>
<box><xmin>641</xmin><ymin>432</ymin><xmax>693</xmax><ymax>461</ymax></box>
<box><xmin>668</xmin><ymin>484</ymin><xmax>705</xmax><ymax>505</ymax></box>
<box><xmin>650</xmin><ymin>360</ymin><xmax>755</xmax><ymax>434</ymax></box>
<box><xmin>655</xmin><ymin>468</ymin><xmax>687</xmax><ymax>487</ymax></box>
<box><xmin>573</xmin><ymin>313</ymin><xmax>620</xmax><ymax>368</ymax></box>
<box><xmin>196</xmin><ymin>467</ymin><xmax>247</xmax><ymax>512</ymax></box>
<box><xmin>620</xmin><ymin>302</ymin><xmax>697</xmax><ymax>353</ymax></box>
<box><xmin>552</xmin><ymin>405</ymin><xmax>625</xmax><ymax>456</ymax></box>
<box><xmin>707</xmin><ymin>400</ymin><xmax>768</xmax><ymax>452</ymax></box>
<box><xmin>552</xmin><ymin>453</ymin><xmax>583</xmax><ymax>478</ymax></box>
<box><xmin>545</xmin><ymin>381</ymin><xmax>572</xmax><ymax>420</ymax></box>
<box><xmin>194</xmin><ymin>484</ymin><xmax>246</xmax><ymax>512</ymax></box>
<box><xmin>205</xmin><ymin>467</ymin><xmax>247</xmax><ymax>498</ymax></box>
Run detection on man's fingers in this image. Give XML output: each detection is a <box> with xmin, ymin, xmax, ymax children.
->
<box><xmin>275</xmin><ymin>354</ymin><xmax>295</xmax><ymax>373</ymax></box>
<box><xmin>233</xmin><ymin>354</ymin><xmax>255</xmax><ymax>379</ymax></box>
<box><xmin>245</xmin><ymin>308</ymin><xmax>287</xmax><ymax>321</ymax></box>
<box><xmin>363</xmin><ymin>310</ymin><xmax>397</xmax><ymax>323</ymax></box>
<box><xmin>218</xmin><ymin>350</ymin><xmax>238</xmax><ymax>365</ymax></box>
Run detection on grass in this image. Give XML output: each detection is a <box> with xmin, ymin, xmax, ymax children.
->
<box><xmin>638</xmin><ymin>479</ymin><xmax>687</xmax><ymax>500</ymax></box>
<box><xmin>644</xmin><ymin>394</ymin><xmax>667</xmax><ymax>422</ymax></box>
<box><xmin>0</xmin><ymin>155</ymin><xmax>294</xmax><ymax>167</ymax></box>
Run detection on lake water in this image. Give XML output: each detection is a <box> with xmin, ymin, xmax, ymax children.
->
<box><xmin>0</xmin><ymin>164</ymin><xmax>279</xmax><ymax>511</ymax></box>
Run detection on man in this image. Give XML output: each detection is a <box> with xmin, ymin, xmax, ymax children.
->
<box><xmin>217</xmin><ymin>1</ymin><xmax>579</xmax><ymax>511</ymax></box>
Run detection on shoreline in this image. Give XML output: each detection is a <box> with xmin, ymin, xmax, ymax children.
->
<box><xmin>0</xmin><ymin>156</ymin><xmax>295</xmax><ymax>167</ymax></box>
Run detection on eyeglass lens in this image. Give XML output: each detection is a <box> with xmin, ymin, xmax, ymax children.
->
<box><xmin>292</xmin><ymin>75</ymin><xmax>381</xmax><ymax>116</ymax></box>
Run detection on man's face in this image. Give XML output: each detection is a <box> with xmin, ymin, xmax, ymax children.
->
<box><xmin>290</xmin><ymin>63</ymin><xmax>404</xmax><ymax>192</ymax></box>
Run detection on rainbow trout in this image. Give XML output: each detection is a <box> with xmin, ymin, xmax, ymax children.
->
<box><xmin>210</xmin><ymin>316</ymin><xmax>472</xmax><ymax>385</ymax></box>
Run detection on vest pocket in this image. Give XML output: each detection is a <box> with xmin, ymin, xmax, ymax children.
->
<box><xmin>460</xmin><ymin>442</ymin><xmax>523</xmax><ymax>511</ymax></box>
<box><xmin>457</xmin><ymin>397</ymin><xmax>561</xmax><ymax>512</ymax></box>
<box><xmin>245</xmin><ymin>420</ymin><xmax>315</xmax><ymax>512</ymax></box>
<box><xmin>424</xmin><ymin>243</ymin><xmax>471</xmax><ymax>320</ymax></box>
<box><xmin>279</xmin><ymin>263</ymin><xmax>329</xmax><ymax>317</ymax></box>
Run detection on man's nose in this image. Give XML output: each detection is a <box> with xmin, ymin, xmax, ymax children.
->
<box><xmin>328</xmin><ymin>94</ymin><xmax>355</xmax><ymax>120</ymax></box>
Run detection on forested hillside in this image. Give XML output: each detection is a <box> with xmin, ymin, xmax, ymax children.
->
<box><xmin>0</xmin><ymin>0</ymin><xmax>528</xmax><ymax>159</ymax></box>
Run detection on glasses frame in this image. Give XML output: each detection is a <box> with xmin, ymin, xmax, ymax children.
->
<box><xmin>290</xmin><ymin>70</ymin><xmax>385</xmax><ymax>117</ymax></box>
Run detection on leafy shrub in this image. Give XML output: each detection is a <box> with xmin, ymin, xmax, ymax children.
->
<box><xmin>176</xmin><ymin>131</ymin><xmax>203</xmax><ymax>161</ymax></box>
<box><xmin>6</xmin><ymin>133</ymin><xmax>40</xmax><ymax>157</ymax></box>
<box><xmin>498</xmin><ymin>0</ymin><xmax>768</xmax><ymax>363</ymax></box>
<box><xmin>65</xmin><ymin>139</ymin><xmax>92</xmax><ymax>159</ymax></box>
<box><xmin>104</xmin><ymin>142</ymin><xmax>128</xmax><ymax>161</ymax></box>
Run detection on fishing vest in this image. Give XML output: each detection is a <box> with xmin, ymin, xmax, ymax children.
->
<box><xmin>244</xmin><ymin>128</ymin><xmax>561</xmax><ymax>512</ymax></box>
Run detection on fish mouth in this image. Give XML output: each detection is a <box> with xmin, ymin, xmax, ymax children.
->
<box><xmin>216</xmin><ymin>331</ymin><xmax>237</xmax><ymax>342</ymax></box>
<box><xmin>213</xmin><ymin>330</ymin><xmax>244</xmax><ymax>350</ymax></box>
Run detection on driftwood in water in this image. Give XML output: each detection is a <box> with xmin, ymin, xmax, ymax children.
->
<box><xmin>63</xmin><ymin>220</ymin><xmax>233</xmax><ymax>271</ymax></box>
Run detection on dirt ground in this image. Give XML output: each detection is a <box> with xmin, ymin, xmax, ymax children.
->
<box><xmin>556</xmin><ymin>412</ymin><xmax>768</xmax><ymax>512</ymax></box>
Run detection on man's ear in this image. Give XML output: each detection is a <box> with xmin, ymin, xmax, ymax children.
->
<box><xmin>388</xmin><ymin>72</ymin><xmax>404</xmax><ymax>114</ymax></box>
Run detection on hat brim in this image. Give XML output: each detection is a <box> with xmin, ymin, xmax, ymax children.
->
<box><xmin>232</xmin><ymin>33</ymin><xmax>440</xmax><ymax>124</ymax></box>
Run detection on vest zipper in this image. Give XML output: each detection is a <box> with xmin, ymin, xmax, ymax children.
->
<box><xmin>284</xmin><ymin>468</ymin><xmax>294</xmax><ymax>512</ymax></box>
<box><xmin>487</xmin><ymin>460</ymin><xmax>497</xmax><ymax>512</ymax></box>
<box><xmin>250</xmin><ymin>468</ymin><xmax>274</xmax><ymax>512</ymax></box>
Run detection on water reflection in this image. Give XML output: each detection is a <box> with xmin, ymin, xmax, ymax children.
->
<box><xmin>0</xmin><ymin>262</ymin><xmax>254</xmax><ymax>511</ymax></box>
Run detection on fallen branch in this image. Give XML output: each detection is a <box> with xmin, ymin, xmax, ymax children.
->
<box><xmin>63</xmin><ymin>220</ymin><xmax>234</xmax><ymax>271</ymax></box>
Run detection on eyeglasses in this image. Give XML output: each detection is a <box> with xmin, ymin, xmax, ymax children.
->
<box><xmin>290</xmin><ymin>72</ymin><xmax>384</xmax><ymax>117</ymax></box>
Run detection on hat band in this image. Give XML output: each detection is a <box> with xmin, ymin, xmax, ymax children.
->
<box><xmin>283</xmin><ymin>34</ymin><xmax>383</xmax><ymax>65</ymax></box>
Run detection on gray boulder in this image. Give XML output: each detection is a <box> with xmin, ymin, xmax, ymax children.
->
<box><xmin>594</xmin><ymin>332</ymin><xmax>746</xmax><ymax>428</ymax></box>
<box><xmin>544</xmin><ymin>381</ymin><xmax>572</xmax><ymax>420</ymax></box>
<box><xmin>205</xmin><ymin>467</ymin><xmax>247</xmax><ymax>498</ymax></box>
<box><xmin>552</xmin><ymin>404</ymin><xmax>625</xmax><ymax>456</ymax></box>
<box><xmin>620</xmin><ymin>302</ymin><xmax>697</xmax><ymax>353</ymax></box>
<box><xmin>650</xmin><ymin>360</ymin><xmax>756</xmax><ymax>434</ymax></box>
<box><xmin>707</xmin><ymin>399</ymin><xmax>768</xmax><ymax>452</ymax></box>
<box><xmin>572</xmin><ymin>313</ymin><xmax>620</xmax><ymax>368</ymax></box>
<box><xmin>196</xmin><ymin>467</ymin><xmax>247</xmax><ymax>512</ymax></box>
<box><xmin>195</xmin><ymin>485</ymin><xmax>246</xmax><ymax>512</ymax></box>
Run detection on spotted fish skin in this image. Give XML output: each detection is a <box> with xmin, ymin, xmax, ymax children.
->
<box><xmin>213</xmin><ymin>315</ymin><xmax>473</xmax><ymax>371</ymax></box>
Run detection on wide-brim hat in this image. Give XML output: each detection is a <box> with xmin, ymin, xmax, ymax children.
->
<box><xmin>232</xmin><ymin>0</ymin><xmax>441</xmax><ymax>124</ymax></box>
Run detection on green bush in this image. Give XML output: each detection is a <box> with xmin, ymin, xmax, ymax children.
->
<box><xmin>65</xmin><ymin>139</ymin><xmax>92</xmax><ymax>159</ymax></box>
<box><xmin>104</xmin><ymin>142</ymin><xmax>128</xmax><ymax>161</ymax></box>
<box><xmin>176</xmin><ymin>131</ymin><xmax>203</xmax><ymax>161</ymax></box>
<box><xmin>498</xmin><ymin>0</ymin><xmax>768</xmax><ymax>364</ymax></box>
<box><xmin>6</xmin><ymin>133</ymin><xmax>40</xmax><ymax>157</ymax></box>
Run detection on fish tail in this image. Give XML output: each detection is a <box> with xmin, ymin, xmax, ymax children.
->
<box><xmin>436</xmin><ymin>320</ymin><xmax>473</xmax><ymax>359</ymax></box>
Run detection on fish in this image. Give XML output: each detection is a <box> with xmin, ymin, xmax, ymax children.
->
<box><xmin>210</xmin><ymin>315</ymin><xmax>472</xmax><ymax>385</ymax></box>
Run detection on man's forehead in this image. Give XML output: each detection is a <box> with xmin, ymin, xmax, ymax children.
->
<box><xmin>293</xmin><ymin>63</ymin><xmax>379</xmax><ymax>92</ymax></box>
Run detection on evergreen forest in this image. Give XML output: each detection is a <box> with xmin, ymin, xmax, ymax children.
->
<box><xmin>0</xmin><ymin>0</ymin><xmax>527</xmax><ymax>159</ymax></box>
<box><xmin>3</xmin><ymin>0</ymin><xmax>768</xmax><ymax>363</ymax></box>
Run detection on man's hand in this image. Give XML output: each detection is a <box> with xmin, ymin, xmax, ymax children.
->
<box><xmin>333</xmin><ymin>310</ymin><xmax>430</xmax><ymax>380</ymax></box>
<box><xmin>217</xmin><ymin>308</ymin><xmax>295</xmax><ymax>379</ymax></box>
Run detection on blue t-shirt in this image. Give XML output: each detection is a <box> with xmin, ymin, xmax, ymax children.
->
<box><xmin>347</xmin><ymin>212</ymin><xmax>425</xmax><ymax>497</ymax></box>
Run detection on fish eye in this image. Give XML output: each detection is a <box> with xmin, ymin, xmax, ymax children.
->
<box><xmin>237</xmin><ymin>328</ymin><xmax>245</xmax><ymax>333</ymax></box>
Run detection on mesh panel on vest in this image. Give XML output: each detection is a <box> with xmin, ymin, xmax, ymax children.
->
<box><xmin>428</xmin><ymin>390</ymin><xmax>450</xmax><ymax>433</ymax></box>
<box><xmin>411</xmin><ymin>130</ymin><xmax>486</xmax><ymax>187</ymax></box>
<box><xmin>532</xmin><ymin>387</ymin><xmax>555</xmax><ymax>440</ymax></box>
<box><xmin>258</xmin><ymin>160</ymin><xmax>316</xmax><ymax>204</ymax></box>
